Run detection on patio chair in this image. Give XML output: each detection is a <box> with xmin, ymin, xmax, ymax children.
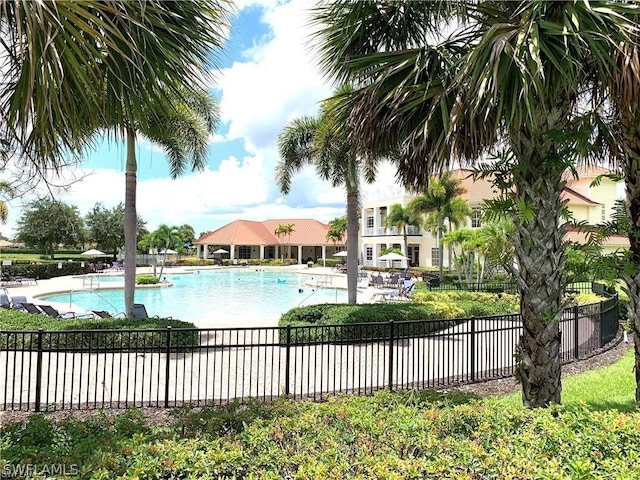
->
<box><xmin>371</xmin><ymin>274</ymin><xmax>384</xmax><ymax>288</ymax></box>
<box><xmin>39</xmin><ymin>304</ymin><xmax>94</xmax><ymax>319</ymax></box>
<box><xmin>426</xmin><ymin>277</ymin><xmax>441</xmax><ymax>290</ymax></box>
<box><xmin>0</xmin><ymin>290</ymin><xmax>11</xmax><ymax>309</ymax></box>
<box><xmin>19</xmin><ymin>302</ymin><xmax>43</xmax><ymax>314</ymax></box>
<box><xmin>10</xmin><ymin>296</ymin><xmax>28</xmax><ymax>310</ymax></box>
<box><xmin>132</xmin><ymin>303</ymin><xmax>161</xmax><ymax>319</ymax></box>
<box><xmin>92</xmin><ymin>310</ymin><xmax>126</xmax><ymax>319</ymax></box>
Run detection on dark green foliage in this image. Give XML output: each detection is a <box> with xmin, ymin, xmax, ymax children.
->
<box><xmin>279</xmin><ymin>303</ymin><xmax>466</xmax><ymax>343</ymax></box>
<box><xmin>0</xmin><ymin>311</ymin><xmax>197</xmax><ymax>351</ymax></box>
<box><xmin>2</xmin><ymin>261</ymin><xmax>89</xmax><ymax>280</ymax></box>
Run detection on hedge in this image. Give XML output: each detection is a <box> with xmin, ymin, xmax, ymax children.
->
<box><xmin>0</xmin><ymin>311</ymin><xmax>198</xmax><ymax>351</ymax></box>
<box><xmin>279</xmin><ymin>303</ymin><xmax>467</xmax><ymax>343</ymax></box>
<box><xmin>2</xmin><ymin>261</ymin><xmax>89</xmax><ymax>280</ymax></box>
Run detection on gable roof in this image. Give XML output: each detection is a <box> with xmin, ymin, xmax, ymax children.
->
<box><xmin>194</xmin><ymin>219</ymin><xmax>343</xmax><ymax>246</ymax></box>
<box><xmin>561</xmin><ymin>187</ymin><xmax>601</xmax><ymax>206</ymax></box>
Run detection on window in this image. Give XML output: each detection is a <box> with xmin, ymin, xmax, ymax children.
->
<box><xmin>431</xmin><ymin>247</ymin><xmax>440</xmax><ymax>267</ymax></box>
<box><xmin>238</xmin><ymin>246</ymin><xmax>251</xmax><ymax>259</ymax></box>
<box><xmin>366</xmin><ymin>247</ymin><xmax>373</xmax><ymax>261</ymax></box>
<box><xmin>366</xmin><ymin>216</ymin><xmax>374</xmax><ymax>228</ymax></box>
<box><xmin>471</xmin><ymin>207</ymin><xmax>482</xmax><ymax>228</ymax></box>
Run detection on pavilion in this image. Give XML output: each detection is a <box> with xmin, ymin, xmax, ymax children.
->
<box><xmin>193</xmin><ymin>219</ymin><xmax>346</xmax><ymax>264</ymax></box>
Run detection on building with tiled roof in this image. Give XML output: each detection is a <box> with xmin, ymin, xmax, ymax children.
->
<box><xmin>361</xmin><ymin>167</ymin><xmax>626</xmax><ymax>268</ymax></box>
<box><xmin>193</xmin><ymin>219</ymin><xmax>346</xmax><ymax>264</ymax></box>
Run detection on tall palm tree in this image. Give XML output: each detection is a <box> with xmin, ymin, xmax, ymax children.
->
<box><xmin>311</xmin><ymin>0</ymin><xmax>636</xmax><ymax>407</ymax></box>
<box><xmin>0</xmin><ymin>1</ymin><xmax>231</xmax><ymax>176</ymax></box>
<box><xmin>599</xmin><ymin>28</ymin><xmax>640</xmax><ymax>403</ymax></box>
<box><xmin>276</xmin><ymin>87</ymin><xmax>378</xmax><ymax>305</ymax></box>
<box><xmin>0</xmin><ymin>1</ymin><xmax>231</xmax><ymax>318</ymax></box>
<box><xmin>274</xmin><ymin>223</ymin><xmax>295</xmax><ymax>263</ymax></box>
<box><xmin>408</xmin><ymin>172</ymin><xmax>467</xmax><ymax>280</ymax></box>
<box><xmin>119</xmin><ymin>88</ymin><xmax>219</xmax><ymax>317</ymax></box>
<box><xmin>385</xmin><ymin>204</ymin><xmax>422</xmax><ymax>263</ymax></box>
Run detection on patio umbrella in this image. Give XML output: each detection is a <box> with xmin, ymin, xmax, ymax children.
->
<box><xmin>81</xmin><ymin>248</ymin><xmax>105</xmax><ymax>257</ymax></box>
<box><xmin>212</xmin><ymin>248</ymin><xmax>228</xmax><ymax>254</ymax></box>
<box><xmin>159</xmin><ymin>249</ymin><xmax>178</xmax><ymax>255</ymax></box>
<box><xmin>377</xmin><ymin>252</ymin><xmax>409</xmax><ymax>271</ymax></box>
<box><xmin>333</xmin><ymin>251</ymin><xmax>348</xmax><ymax>257</ymax></box>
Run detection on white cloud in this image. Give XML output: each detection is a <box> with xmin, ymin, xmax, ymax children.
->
<box><xmin>216</xmin><ymin>0</ymin><xmax>332</xmax><ymax>149</ymax></box>
<box><xmin>0</xmin><ymin>0</ymin><xmax>350</xmax><ymax>241</ymax></box>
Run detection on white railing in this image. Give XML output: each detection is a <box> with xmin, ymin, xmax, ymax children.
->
<box><xmin>362</xmin><ymin>226</ymin><xmax>422</xmax><ymax>237</ymax></box>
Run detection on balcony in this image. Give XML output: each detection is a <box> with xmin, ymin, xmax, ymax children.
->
<box><xmin>362</xmin><ymin>225</ymin><xmax>422</xmax><ymax>237</ymax></box>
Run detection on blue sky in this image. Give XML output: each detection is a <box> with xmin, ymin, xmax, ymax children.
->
<box><xmin>2</xmin><ymin>0</ymin><xmax>397</xmax><ymax>239</ymax></box>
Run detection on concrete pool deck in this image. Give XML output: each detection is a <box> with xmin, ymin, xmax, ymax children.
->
<box><xmin>1</xmin><ymin>265</ymin><xmax>382</xmax><ymax>326</ymax></box>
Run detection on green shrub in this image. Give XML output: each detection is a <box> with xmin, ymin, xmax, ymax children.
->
<box><xmin>136</xmin><ymin>274</ymin><xmax>159</xmax><ymax>285</ymax></box>
<box><xmin>0</xmin><ymin>311</ymin><xmax>198</xmax><ymax>351</ymax></box>
<box><xmin>279</xmin><ymin>303</ymin><xmax>466</xmax><ymax>343</ymax></box>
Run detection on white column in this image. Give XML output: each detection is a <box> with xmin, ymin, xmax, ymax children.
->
<box><xmin>230</xmin><ymin>245</ymin><xmax>235</xmax><ymax>259</ymax></box>
<box><xmin>373</xmin><ymin>206</ymin><xmax>379</xmax><ymax>234</ymax></box>
<box><xmin>203</xmin><ymin>244</ymin><xmax>208</xmax><ymax>259</ymax></box>
<box><xmin>297</xmin><ymin>245</ymin><xmax>303</xmax><ymax>264</ymax></box>
<box><xmin>321</xmin><ymin>245</ymin><xmax>326</xmax><ymax>267</ymax></box>
<box><xmin>260</xmin><ymin>245</ymin><xmax>265</xmax><ymax>260</ymax></box>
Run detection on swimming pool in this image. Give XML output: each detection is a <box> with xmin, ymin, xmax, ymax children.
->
<box><xmin>42</xmin><ymin>269</ymin><xmax>347</xmax><ymax>327</ymax></box>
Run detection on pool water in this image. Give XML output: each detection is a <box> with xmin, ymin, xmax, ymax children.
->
<box><xmin>42</xmin><ymin>269</ymin><xmax>346</xmax><ymax>327</ymax></box>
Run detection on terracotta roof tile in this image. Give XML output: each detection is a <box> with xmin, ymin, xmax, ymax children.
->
<box><xmin>194</xmin><ymin>219</ymin><xmax>343</xmax><ymax>246</ymax></box>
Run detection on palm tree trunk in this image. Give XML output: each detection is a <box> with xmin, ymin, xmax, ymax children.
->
<box><xmin>621</xmin><ymin>132</ymin><xmax>640</xmax><ymax>404</ymax></box>
<box><xmin>438</xmin><ymin>217</ymin><xmax>444</xmax><ymax>281</ymax></box>
<box><xmin>124</xmin><ymin>128</ymin><xmax>138</xmax><ymax>318</ymax></box>
<box><xmin>346</xmin><ymin>187</ymin><xmax>359</xmax><ymax>304</ymax></box>
<box><xmin>511</xmin><ymin>153</ymin><xmax>567</xmax><ymax>408</ymax></box>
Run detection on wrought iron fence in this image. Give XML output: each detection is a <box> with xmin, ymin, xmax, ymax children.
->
<box><xmin>0</xmin><ymin>286</ymin><xmax>619</xmax><ymax>411</ymax></box>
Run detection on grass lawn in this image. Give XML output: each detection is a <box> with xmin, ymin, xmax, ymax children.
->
<box><xmin>500</xmin><ymin>348</ymin><xmax>636</xmax><ymax>412</ymax></box>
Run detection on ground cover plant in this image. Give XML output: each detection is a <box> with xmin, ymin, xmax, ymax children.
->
<box><xmin>2</xmin><ymin>387</ymin><xmax>640</xmax><ymax>479</ymax></box>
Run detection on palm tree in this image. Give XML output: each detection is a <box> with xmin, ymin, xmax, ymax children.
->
<box><xmin>276</xmin><ymin>87</ymin><xmax>378</xmax><ymax>305</ymax></box>
<box><xmin>311</xmin><ymin>1</ymin><xmax>636</xmax><ymax>407</ymax></box>
<box><xmin>408</xmin><ymin>172</ymin><xmax>467</xmax><ymax>280</ymax></box>
<box><xmin>326</xmin><ymin>217</ymin><xmax>347</xmax><ymax>244</ymax></box>
<box><xmin>274</xmin><ymin>223</ymin><xmax>295</xmax><ymax>263</ymax></box>
<box><xmin>385</xmin><ymin>204</ymin><xmax>422</xmax><ymax>263</ymax></box>
<box><xmin>599</xmin><ymin>29</ymin><xmax>640</xmax><ymax>402</ymax></box>
<box><xmin>118</xmin><ymin>88</ymin><xmax>219</xmax><ymax>318</ymax></box>
<box><xmin>0</xmin><ymin>1</ymin><xmax>231</xmax><ymax>318</ymax></box>
<box><xmin>0</xmin><ymin>1</ymin><xmax>231</xmax><ymax>178</ymax></box>
<box><xmin>153</xmin><ymin>224</ymin><xmax>181</xmax><ymax>281</ymax></box>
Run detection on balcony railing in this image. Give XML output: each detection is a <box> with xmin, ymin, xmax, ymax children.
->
<box><xmin>362</xmin><ymin>226</ymin><xmax>422</xmax><ymax>237</ymax></box>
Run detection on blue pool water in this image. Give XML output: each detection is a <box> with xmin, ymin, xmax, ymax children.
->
<box><xmin>42</xmin><ymin>269</ymin><xmax>346</xmax><ymax>327</ymax></box>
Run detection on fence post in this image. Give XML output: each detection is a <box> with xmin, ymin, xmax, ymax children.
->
<box><xmin>284</xmin><ymin>325</ymin><xmax>291</xmax><ymax>397</ymax></box>
<box><xmin>164</xmin><ymin>327</ymin><xmax>172</xmax><ymax>408</ymax></box>
<box><xmin>34</xmin><ymin>329</ymin><xmax>43</xmax><ymax>412</ymax></box>
<box><xmin>388</xmin><ymin>321</ymin><xmax>395</xmax><ymax>391</ymax></box>
<box><xmin>573</xmin><ymin>305</ymin><xmax>579</xmax><ymax>359</ymax></box>
<box><xmin>470</xmin><ymin>317</ymin><xmax>476</xmax><ymax>382</ymax></box>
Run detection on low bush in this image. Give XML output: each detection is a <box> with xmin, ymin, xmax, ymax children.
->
<box><xmin>136</xmin><ymin>274</ymin><xmax>159</xmax><ymax>285</ymax></box>
<box><xmin>279</xmin><ymin>303</ymin><xmax>466</xmax><ymax>342</ymax></box>
<box><xmin>2</xmin><ymin>390</ymin><xmax>640</xmax><ymax>479</ymax></box>
<box><xmin>0</xmin><ymin>311</ymin><xmax>198</xmax><ymax>351</ymax></box>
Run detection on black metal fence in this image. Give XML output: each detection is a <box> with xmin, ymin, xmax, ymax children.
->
<box><xmin>0</xmin><ymin>288</ymin><xmax>619</xmax><ymax>411</ymax></box>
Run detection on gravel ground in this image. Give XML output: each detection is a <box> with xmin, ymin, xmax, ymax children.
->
<box><xmin>1</xmin><ymin>332</ymin><xmax>633</xmax><ymax>427</ymax></box>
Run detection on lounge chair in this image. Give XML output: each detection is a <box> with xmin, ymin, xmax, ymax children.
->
<box><xmin>371</xmin><ymin>274</ymin><xmax>384</xmax><ymax>288</ymax></box>
<box><xmin>39</xmin><ymin>304</ymin><xmax>94</xmax><ymax>319</ymax></box>
<box><xmin>132</xmin><ymin>303</ymin><xmax>157</xmax><ymax>319</ymax></box>
<box><xmin>19</xmin><ymin>302</ymin><xmax>43</xmax><ymax>314</ymax></box>
<box><xmin>10</xmin><ymin>295</ymin><xmax>27</xmax><ymax>309</ymax></box>
<box><xmin>92</xmin><ymin>310</ymin><xmax>126</xmax><ymax>319</ymax></box>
